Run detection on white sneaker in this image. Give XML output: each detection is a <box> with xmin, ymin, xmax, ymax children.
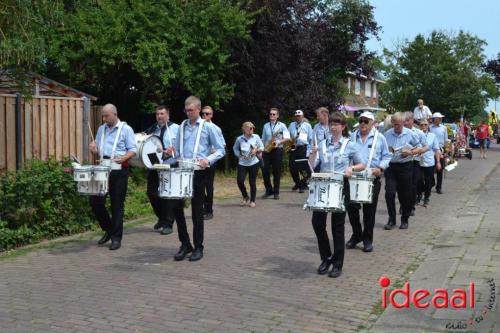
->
<box><xmin>249</xmin><ymin>202</ymin><xmax>256</xmax><ymax>208</ymax></box>
<box><xmin>240</xmin><ymin>198</ymin><xmax>249</xmax><ymax>206</ymax></box>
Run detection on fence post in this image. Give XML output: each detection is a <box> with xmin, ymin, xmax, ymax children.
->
<box><xmin>15</xmin><ymin>93</ymin><xmax>22</xmax><ymax>170</ymax></box>
<box><xmin>82</xmin><ymin>97</ymin><xmax>90</xmax><ymax>162</ymax></box>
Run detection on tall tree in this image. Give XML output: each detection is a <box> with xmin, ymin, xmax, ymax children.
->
<box><xmin>379</xmin><ymin>31</ymin><xmax>497</xmax><ymax>119</ymax></box>
<box><xmin>45</xmin><ymin>0</ymin><xmax>253</xmax><ymax>125</ymax></box>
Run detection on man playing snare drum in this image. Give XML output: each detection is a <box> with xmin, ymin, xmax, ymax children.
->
<box><xmin>89</xmin><ymin>104</ymin><xmax>136</xmax><ymax>250</ymax></box>
<box><xmin>145</xmin><ymin>105</ymin><xmax>179</xmax><ymax>235</ymax></box>
<box><xmin>346</xmin><ymin>112</ymin><xmax>391</xmax><ymax>253</ymax></box>
<box><xmin>165</xmin><ymin>96</ymin><xmax>225</xmax><ymax>262</ymax></box>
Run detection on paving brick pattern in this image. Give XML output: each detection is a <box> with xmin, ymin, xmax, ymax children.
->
<box><xmin>1</xmin><ymin>148</ymin><xmax>499</xmax><ymax>333</ymax></box>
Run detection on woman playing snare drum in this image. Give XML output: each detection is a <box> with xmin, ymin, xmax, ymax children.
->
<box><xmin>233</xmin><ymin>122</ymin><xmax>264</xmax><ymax>207</ymax></box>
<box><xmin>308</xmin><ymin>112</ymin><xmax>364</xmax><ymax>278</ymax></box>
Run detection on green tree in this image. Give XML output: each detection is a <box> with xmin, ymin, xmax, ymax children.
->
<box><xmin>379</xmin><ymin>31</ymin><xmax>496</xmax><ymax>120</ymax></box>
<box><xmin>45</xmin><ymin>0</ymin><xmax>253</xmax><ymax>119</ymax></box>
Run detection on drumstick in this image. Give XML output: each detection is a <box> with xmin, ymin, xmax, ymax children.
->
<box><xmin>88</xmin><ymin>122</ymin><xmax>95</xmax><ymax>143</ymax></box>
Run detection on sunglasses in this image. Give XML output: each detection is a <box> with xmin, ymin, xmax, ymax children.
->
<box><xmin>202</xmin><ymin>112</ymin><xmax>212</xmax><ymax>116</ymax></box>
<box><xmin>359</xmin><ymin>118</ymin><xmax>370</xmax><ymax>124</ymax></box>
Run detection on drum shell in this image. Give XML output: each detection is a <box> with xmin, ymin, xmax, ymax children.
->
<box><xmin>130</xmin><ymin>133</ymin><xmax>163</xmax><ymax>169</ymax></box>
<box><xmin>93</xmin><ymin>166</ymin><xmax>110</xmax><ymax>182</ymax></box>
<box><xmin>73</xmin><ymin>166</ymin><xmax>93</xmax><ymax>182</ymax></box>
<box><xmin>76</xmin><ymin>179</ymin><xmax>108</xmax><ymax>196</ymax></box>
<box><xmin>158</xmin><ymin>168</ymin><xmax>194</xmax><ymax>199</ymax></box>
<box><xmin>349</xmin><ymin>175</ymin><xmax>374</xmax><ymax>204</ymax></box>
<box><xmin>304</xmin><ymin>174</ymin><xmax>345</xmax><ymax>212</ymax></box>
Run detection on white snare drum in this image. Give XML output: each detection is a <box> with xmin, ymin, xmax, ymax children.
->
<box><xmin>73</xmin><ymin>165</ymin><xmax>93</xmax><ymax>182</ymax></box>
<box><xmin>93</xmin><ymin>165</ymin><xmax>110</xmax><ymax>181</ymax></box>
<box><xmin>349</xmin><ymin>173</ymin><xmax>374</xmax><ymax>204</ymax></box>
<box><xmin>304</xmin><ymin>173</ymin><xmax>344</xmax><ymax>212</ymax></box>
<box><xmin>178</xmin><ymin>158</ymin><xmax>203</xmax><ymax>170</ymax></box>
<box><xmin>158</xmin><ymin>168</ymin><xmax>194</xmax><ymax>199</ymax></box>
<box><xmin>130</xmin><ymin>133</ymin><xmax>163</xmax><ymax>169</ymax></box>
<box><xmin>100</xmin><ymin>158</ymin><xmax>122</xmax><ymax>170</ymax></box>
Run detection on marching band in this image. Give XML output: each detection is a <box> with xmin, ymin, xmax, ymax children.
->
<box><xmin>78</xmin><ymin>98</ymin><xmax>455</xmax><ymax>274</ymax></box>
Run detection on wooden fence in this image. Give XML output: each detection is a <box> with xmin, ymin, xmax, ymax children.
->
<box><xmin>0</xmin><ymin>94</ymin><xmax>99</xmax><ymax>172</ymax></box>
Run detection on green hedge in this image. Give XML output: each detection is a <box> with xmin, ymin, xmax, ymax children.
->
<box><xmin>0</xmin><ymin>159</ymin><xmax>96</xmax><ymax>251</ymax></box>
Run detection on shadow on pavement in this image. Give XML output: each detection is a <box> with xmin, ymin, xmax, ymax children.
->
<box><xmin>255</xmin><ymin>256</ymin><xmax>316</xmax><ymax>279</ymax></box>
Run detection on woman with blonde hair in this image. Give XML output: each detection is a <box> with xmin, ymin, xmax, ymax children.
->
<box><xmin>233</xmin><ymin>122</ymin><xmax>264</xmax><ymax>207</ymax></box>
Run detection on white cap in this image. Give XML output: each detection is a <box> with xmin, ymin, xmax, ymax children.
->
<box><xmin>295</xmin><ymin>110</ymin><xmax>304</xmax><ymax>116</ymax></box>
<box><xmin>359</xmin><ymin>111</ymin><xmax>375</xmax><ymax>121</ymax></box>
<box><xmin>432</xmin><ymin>112</ymin><xmax>444</xmax><ymax>118</ymax></box>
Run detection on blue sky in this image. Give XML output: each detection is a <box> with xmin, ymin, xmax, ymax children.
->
<box><xmin>366</xmin><ymin>0</ymin><xmax>499</xmax><ymax>111</ymax></box>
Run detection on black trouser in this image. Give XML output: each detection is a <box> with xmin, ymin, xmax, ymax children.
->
<box><xmin>434</xmin><ymin>156</ymin><xmax>445</xmax><ymax>191</ymax></box>
<box><xmin>237</xmin><ymin>163</ymin><xmax>259</xmax><ymax>202</ymax></box>
<box><xmin>311</xmin><ymin>178</ymin><xmax>350</xmax><ymax>269</ymax></box>
<box><xmin>89</xmin><ymin>168</ymin><xmax>128</xmax><ymax>241</ymax></box>
<box><xmin>288</xmin><ymin>145</ymin><xmax>311</xmax><ymax>189</ymax></box>
<box><xmin>347</xmin><ymin>177</ymin><xmax>381</xmax><ymax>244</ymax></box>
<box><xmin>147</xmin><ymin>170</ymin><xmax>173</xmax><ymax>228</ymax></box>
<box><xmin>176</xmin><ymin>170</ymin><xmax>207</xmax><ymax>249</ymax></box>
<box><xmin>385</xmin><ymin>162</ymin><xmax>413</xmax><ymax>224</ymax></box>
<box><xmin>262</xmin><ymin>148</ymin><xmax>283</xmax><ymax>195</ymax></box>
<box><xmin>419</xmin><ymin>166</ymin><xmax>434</xmax><ymax>200</ymax></box>
<box><xmin>410</xmin><ymin>161</ymin><xmax>421</xmax><ymax>209</ymax></box>
<box><xmin>203</xmin><ymin>162</ymin><xmax>217</xmax><ymax>214</ymax></box>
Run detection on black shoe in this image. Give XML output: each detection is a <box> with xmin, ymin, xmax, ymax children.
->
<box><xmin>384</xmin><ymin>222</ymin><xmax>395</xmax><ymax>230</ymax></box>
<box><xmin>261</xmin><ymin>192</ymin><xmax>273</xmax><ymax>199</ymax></box>
<box><xmin>423</xmin><ymin>198</ymin><xmax>430</xmax><ymax>206</ymax></box>
<box><xmin>174</xmin><ymin>244</ymin><xmax>193</xmax><ymax>261</ymax></box>
<box><xmin>189</xmin><ymin>248</ymin><xmax>204</xmax><ymax>261</ymax></box>
<box><xmin>345</xmin><ymin>238</ymin><xmax>361</xmax><ymax>249</ymax></box>
<box><xmin>328</xmin><ymin>267</ymin><xmax>342</xmax><ymax>278</ymax></box>
<box><xmin>410</xmin><ymin>208</ymin><xmax>415</xmax><ymax>216</ymax></box>
<box><xmin>273</xmin><ymin>194</ymin><xmax>280</xmax><ymax>200</ymax></box>
<box><xmin>292</xmin><ymin>185</ymin><xmax>299</xmax><ymax>191</ymax></box>
<box><xmin>298</xmin><ymin>188</ymin><xmax>305</xmax><ymax>193</ymax></box>
<box><xmin>109</xmin><ymin>240</ymin><xmax>121</xmax><ymax>250</ymax></box>
<box><xmin>160</xmin><ymin>226</ymin><xmax>173</xmax><ymax>235</ymax></box>
<box><xmin>436</xmin><ymin>188</ymin><xmax>443</xmax><ymax>194</ymax></box>
<box><xmin>204</xmin><ymin>213</ymin><xmax>213</xmax><ymax>220</ymax></box>
<box><xmin>98</xmin><ymin>232</ymin><xmax>110</xmax><ymax>245</ymax></box>
<box><xmin>153</xmin><ymin>221</ymin><xmax>163</xmax><ymax>230</ymax></box>
<box><xmin>400</xmin><ymin>222</ymin><xmax>409</xmax><ymax>230</ymax></box>
<box><xmin>317</xmin><ymin>260</ymin><xmax>331</xmax><ymax>275</ymax></box>
<box><xmin>416</xmin><ymin>196</ymin><xmax>422</xmax><ymax>205</ymax></box>
<box><xmin>362</xmin><ymin>242</ymin><xmax>373</xmax><ymax>253</ymax></box>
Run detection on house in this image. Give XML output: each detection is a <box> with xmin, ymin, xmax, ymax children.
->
<box><xmin>340</xmin><ymin>71</ymin><xmax>386</xmax><ymax>116</ymax></box>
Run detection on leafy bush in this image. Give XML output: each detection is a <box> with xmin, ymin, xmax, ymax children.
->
<box><xmin>0</xmin><ymin>159</ymin><xmax>95</xmax><ymax>251</ymax></box>
<box><xmin>124</xmin><ymin>168</ymin><xmax>152</xmax><ymax>220</ymax></box>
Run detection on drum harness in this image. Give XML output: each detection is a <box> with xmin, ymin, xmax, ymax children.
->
<box><xmin>353</xmin><ymin>129</ymin><xmax>379</xmax><ymax>175</ymax></box>
<box><xmin>179</xmin><ymin>119</ymin><xmax>206</xmax><ymax>166</ymax></box>
<box><xmin>99</xmin><ymin>121</ymin><xmax>125</xmax><ymax>163</ymax></box>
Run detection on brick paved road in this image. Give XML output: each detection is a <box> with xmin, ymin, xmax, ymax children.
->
<box><xmin>1</xmin><ymin>148</ymin><xmax>499</xmax><ymax>333</ymax></box>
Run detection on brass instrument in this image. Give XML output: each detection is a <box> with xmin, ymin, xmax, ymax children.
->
<box><xmin>284</xmin><ymin>138</ymin><xmax>296</xmax><ymax>153</ymax></box>
<box><xmin>240</xmin><ymin>144</ymin><xmax>255</xmax><ymax>161</ymax></box>
<box><xmin>264</xmin><ymin>132</ymin><xmax>280</xmax><ymax>153</ymax></box>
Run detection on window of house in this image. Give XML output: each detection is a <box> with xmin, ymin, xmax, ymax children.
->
<box><xmin>354</xmin><ymin>79</ymin><xmax>360</xmax><ymax>95</ymax></box>
<box><xmin>365</xmin><ymin>81</ymin><xmax>372</xmax><ymax>97</ymax></box>
<box><xmin>373</xmin><ymin>83</ymin><xmax>377</xmax><ymax>98</ymax></box>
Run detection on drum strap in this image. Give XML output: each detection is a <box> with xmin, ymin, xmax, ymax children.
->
<box><xmin>99</xmin><ymin>121</ymin><xmax>125</xmax><ymax>160</ymax></box>
<box><xmin>332</xmin><ymin>138</ymin><xmax>349</xmax><ymax>173</ymax></box>
<box><xmin>179</xmin><ymin>119</ymin><xmax>205</xmax><ymax>159</ymax></box>
<box><xmin>367</xmin><ymin>130</ymin><xmax>379</xmax><ymax>168</ymax></box>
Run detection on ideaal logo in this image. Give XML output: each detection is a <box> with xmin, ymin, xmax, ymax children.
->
<box><xmin>378</xmin><ymin>276</ymin><xmax>496</xmax><ymax>330</ymax></box>
<box><xmin>379</xmin><ymin>276</ymin><xmax>474</xmax><ymax>309</ymax></box>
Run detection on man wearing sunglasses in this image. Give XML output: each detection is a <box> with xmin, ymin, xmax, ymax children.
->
<box><xmin>201</xmin><ymin>106</ymin><xmax>226</xmax><ymax>221</ymax></box>
<box><xmin>346</xmin><ymin>111</ymin><xmax>391</xmax><ymax>252</ymax></box>
<box><xmin>417</xmin><ymin>119</ymin><xmax>441</xmax><ymax>206</ymax></box>
<box><xmin>288</xmin><ymin>110</ymin><xmax>313</xmax><ymax>193</ymax></box>
<box><xmin>261</xmin><ymin>108</ymin><xmax>290</xmax><ymax>199</ymax></box>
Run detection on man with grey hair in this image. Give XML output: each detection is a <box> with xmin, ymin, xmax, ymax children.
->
<box><xmin>404</xmin><ymin>112</ymin><xmax>428</xmax><ymax>213</ymax></box>
<box><xmin>413</xmin><ymin>99</ymin><xmax>432</xmax><ymax>122</ymax></box>
<box><xmin>89</xmin><ymin>104</ymin><xmax>136</xmax><ymax>250</ymax></box>
<box><xmin>383</xmin><ymin>112</ymin><xmax>421</xmax><ymax>230</ymax></box>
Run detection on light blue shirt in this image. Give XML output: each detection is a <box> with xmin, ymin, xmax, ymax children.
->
<box><xmin>233</xmin><ymin>134</ymin><xmax>264</xmax><ymax>167</ymax></box>
<box><xmin>430</xmin><ymin>124</ymin><xmax>448</xmax><ymax>148</ymax></box>
<box><xmin>262</xmin><ymin>121</ymin><xmax>290</xmax><ymax>149</ymax></box>
<box><xmin>316</xmin><ymin>137</ymin><xmax>363</xmax><ymax>173</ymax></box>
<box><xmin>420</xmin><ymin>131</ymin><xmax>440</xmax><ymax>167</ymax></box>
<box><xmin>156</xmin><ymin>122</ymin><xmax>179</xmax><ymax>165</ymax></box>
<box><xmin>350</xmin><ymin>128</ymin><xmax>391</xmax><ymax>170</ymax></box>
<box><xmin>96</xmin><ymin>120</ymin><xmax>136</xmax><ymax>157</ymax></box>
<box><xmin>288</xmin><ymin>121</ymin><xmax>313</xmax><ymax>146</ymax></box>
<box><xmin>174</xmin><ymin>117</ymin><xmax>225</xmax><ymax>165</ymax></box>
<box><xmin>384</xmin><ymin>127</ymin><xmax>421</xmax><ymax>163</ymax></box>
<box><xmin>313</xmin><ymin>123</ymin><xmax>331</xmax><ymax>144</ymax></box>
<box><xmin>211</xmin><ymin>122</ymin><xmax>226</xmax><ymax>147</ymax></box>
